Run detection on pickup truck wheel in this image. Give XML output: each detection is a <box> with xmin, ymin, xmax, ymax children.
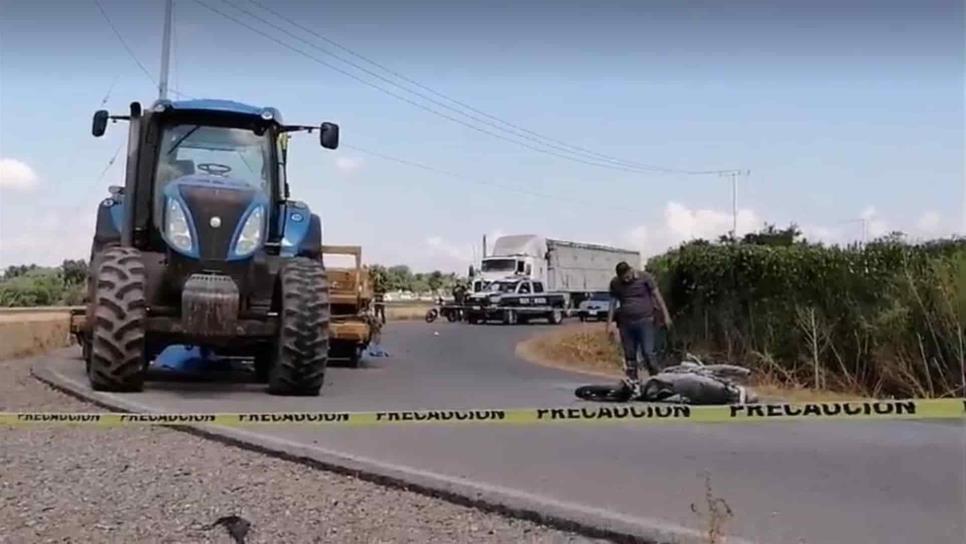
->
<box><xmin>267</xmin><ymin>258</ymin><xmax>330</xmax><ymax>396</ymax></box>
<box><xmin>502</xmin><ymin>309</ymin><xmax>517</xmax><ymax>325</ymax></box>
<box><xmin>88</xmin><ymin>247</ymin><xmax>147</xmax><ymax>392</ymax></box>
<box><xmin>548</xmin><ymin>309</ymin><xmax>564</xmax><ymax>325</ymax></box>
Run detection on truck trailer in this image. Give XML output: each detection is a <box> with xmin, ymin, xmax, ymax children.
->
<box><xmin>469</xmin><ymin>235</ymin><xmax>640</xmax><ymax>307</ymax></box>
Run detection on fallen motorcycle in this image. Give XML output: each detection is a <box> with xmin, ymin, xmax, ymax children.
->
<box><xmin>575</xmin><ymin>354</ymin><xmax>758</xmax><ymax>405</ymax></box>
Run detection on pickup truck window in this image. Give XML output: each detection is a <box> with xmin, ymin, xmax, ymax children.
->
<box><xmin>486</xmin><ymin>281</ymin><xmax>519</xmax><ymax>293</ymax></box>
<box><xmin>519</xmin><ymin>283</ymin><xmax>531</xmax><ymax>294</ymax></box>
<box><xmin>533</xmin><ymin>282</ymin><xmax>544</xmax><ymax>293</ymax></box>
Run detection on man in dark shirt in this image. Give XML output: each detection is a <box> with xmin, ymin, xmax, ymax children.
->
<box><xmin>605</xmin><ymin>261</ymin><xmax>672</xmax><ymax>393</ymax></box>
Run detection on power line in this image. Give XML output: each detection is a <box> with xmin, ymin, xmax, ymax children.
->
<box><xmin>243</xmin><ymin>0</ymin><xmax>728</xmax><ymax>176</ymax></box>
<box><xmin>93</xmin><ymin>0</ymin><xmax>157</xmax><ymax>85</ymax></box>
<box><xmin>193</xmin><ymin>0</ymin><xmax>730</xmax><ymax>177</ymax></box>
<box><xmin>91</xmin><ymin>0</ymin><xmax>192</xmax><ymax>99</ymax></box>
<box><xmin>99</xmin><ymin>74</ymin><xmax>120</xmax><ymax>106</ymax></box>
<box><xmin>342</xmin><ymin>143</ymin><xmax>643</xmax><ymax>215</ymax></box>
<box><xmin>238</xmin><ymin>0</ymin><xmax>723</xmax><ymax>176</ymax></box>
<box><xmin>191</xmin><ymin>0</ymin><xmax>657</xmax><ymax>175</ymax></box>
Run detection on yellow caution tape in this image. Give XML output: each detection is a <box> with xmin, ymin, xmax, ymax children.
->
<box><xmin>0</xmin><ymin>399</ymin><xmax>963</xmax><ymax>428</ymax></box>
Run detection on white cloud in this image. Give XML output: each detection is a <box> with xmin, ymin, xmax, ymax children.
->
<box><xmin>624</xmin><ymin>201</ymin><xmax>762</xmax><ymax>257</ymax></box>
<box><xmin>915</xmin><ymin>211</ymin><xmax>942</xmax><ymax>234</ymax></box>
<box><xmin>800</xmin><ymin>224</ymin><xmax>845</xmax><ymax>245</ymax></box>
<box><xmin>422</xmin><ymin>228</ymin><xmax>506</xmax><ymax>272</ymax></box>
<box><xmin>334</xmin><ymin>156</ymin><xmax>363</xmax><ymax>173</ymax></box>
<box><xmin>664</xmin><ymin>201</ymin><xmax>761</xmax><ymax>241</ymax></box>
<box><xmin>860</xmin><ymin>206</ymin><xmax>889</xmax><ymax>238</ymax></box>
<box><xmin>0</xmin><ymin>209</ymin><xmax>95</xmax><ymax>267</ymax></box>
<box><xmin>426</xmin><ymin>236</ymin><xmax>474</xmax><ymax>263</ymax></box>
<box><xmin>0</xmin><ymin>158</ymin><xmax>39</xmax><ymax>191</ymax></box>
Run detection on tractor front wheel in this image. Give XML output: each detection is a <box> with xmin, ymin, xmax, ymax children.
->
<box><xmin>88</xmin><ymin>247</ymin><xmax>147</xmax><ymax>392</ymax></box>
<box><xmin>267</xmin><ymin>258</ymin><xmax>330</xmax><ymax>396</ymax></box>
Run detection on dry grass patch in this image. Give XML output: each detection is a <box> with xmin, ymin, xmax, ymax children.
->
<box><xmin>516</xmin><ymin>323</ymin><xmax>623</xmax><ymax>378</ymax></box>
<box><xmin>517</xmin><ymin>323</ymin><xmax>868</xmax><ymax>401</ymax></box>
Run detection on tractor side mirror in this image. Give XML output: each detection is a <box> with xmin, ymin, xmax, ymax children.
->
<box><xmin>92</xmin><ymin>110</ymin><xmax>109</xmax><ymax>137</ymax></box>
<box><xmin>320</xmin><ymin>122</ymin><xmax>339</xmax><ymax>150</ymax></box>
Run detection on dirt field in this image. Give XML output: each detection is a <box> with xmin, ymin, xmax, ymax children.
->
<box><xmin>0</xmin><ymin>304</ymin><xmax>433</xmax><ymax>361</ymax></box>
<box><xmin>0</xmin><ymin>313</ymin><xmax>72</xmax><ymax>361</ymax></box>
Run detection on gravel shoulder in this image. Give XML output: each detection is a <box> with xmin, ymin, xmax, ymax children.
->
<box><xmin>0</xmin><ymin>357</ymin><xmax>594</xmax><ymax>544</ymax></box>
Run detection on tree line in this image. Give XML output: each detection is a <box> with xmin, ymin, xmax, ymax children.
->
<box><xmin>0</xmin><ymin>260</ymin><xmax>89</xmax><ymax>307</ymax></box>
<box><xmin>0</xmin><ymin>260</ymin><xmax>465</xmax><ymax>307</ymax></box>
<box><xmin>366</xmin><ymin>265</ymin><xmax>465</xmax><ymax>295</ymax></box>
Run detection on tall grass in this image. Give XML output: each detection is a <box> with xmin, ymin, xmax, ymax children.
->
<box><xmin>649</xmin><ymin>237</ymin><xmax>966</xmax><ymax>398</ymax></box>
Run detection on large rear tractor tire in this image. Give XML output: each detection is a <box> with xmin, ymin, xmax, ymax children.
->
<box><xmin>267</xmin><ymin>258</ymin><xmax>330</xmax><ymax>396</ymax></box>
<box><xmin>88</xmin><ymin>247</ymin><xmax>147</xmax><ymax>392</ymax></box>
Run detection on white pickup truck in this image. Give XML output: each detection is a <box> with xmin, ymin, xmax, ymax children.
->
<box><xmin>463</xmin><ymin>278</ymin><xmax>568</xmax><ymax>325</ymax></box>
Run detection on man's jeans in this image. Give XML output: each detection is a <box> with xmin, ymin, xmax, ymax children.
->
<box><xmin>619</xmin><ymin>318</ymin><xmax>659</xmax><ymax>380</ymax></box>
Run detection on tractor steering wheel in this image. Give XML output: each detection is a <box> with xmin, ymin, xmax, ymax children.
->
<box><xmin>197</xmin><ymin>163</ymin><xmax>233</xmax><ymax>176</ymax></box>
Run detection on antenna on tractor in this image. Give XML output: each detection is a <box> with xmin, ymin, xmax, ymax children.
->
<box><xmin>158</xmin><ymin>0</ymin><xmax>173</xmax><ymax>100</ymax></box>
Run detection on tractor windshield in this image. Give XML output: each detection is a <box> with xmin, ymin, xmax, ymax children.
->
<box><xmin>155</xmin><ymin>124</ymin><xmax>273</xmax><ymax>194</ymax></box>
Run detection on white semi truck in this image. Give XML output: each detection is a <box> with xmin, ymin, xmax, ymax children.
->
<box><xmin>468</xmin><ymin>234</ymin><xmax>641</xmax><ymax>308</ymax></box>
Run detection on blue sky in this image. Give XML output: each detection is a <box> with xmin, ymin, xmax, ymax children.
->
<box><xmin>0</xmin><ymin>0</ymin><xmax>963</xmax><ymax>271</ymax></box>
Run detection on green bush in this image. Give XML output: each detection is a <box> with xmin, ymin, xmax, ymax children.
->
<box><xmin>0</xmin><ymin>260</ymin><xmax>89</xmax><ymax>307</ymax></box>
<box><xmin>650</xmin><ymin>237</ymin><xmax>966</xmax><ymax>397</ymax></box>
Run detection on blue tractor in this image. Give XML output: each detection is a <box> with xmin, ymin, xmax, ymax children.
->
<box><xmin>82</xmin><ymin>99</ymin><xmax>339</xmax><ymax>395</ymax></box>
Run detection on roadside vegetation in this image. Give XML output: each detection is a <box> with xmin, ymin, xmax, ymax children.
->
<box><xmin>649</xmin><ymin>228</ymin><xmax>965</xmax><ymax>398</ymax></box>
<box><xmin>521</xmin><ymin>226</ymin><xmax>965</xmax><ymax>399</ymax></box>
<box><xmin>0</xmin><ymin>261</ymin><xmax>88</xmax><ymax>307</ymax></box>
<box><xmin>367</xmin><ymin>264</ymin><xmax>463</xmax><ymax>298</ymax></box>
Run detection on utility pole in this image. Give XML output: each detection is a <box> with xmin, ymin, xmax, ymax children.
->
<box><xmin>718</xmin><ymin>170</ymin><xmax>750</xmax><ymax>238</ymax></box>
<box><xmin>158</xmin><ymin>0</ymin><xmax>174</xmax><ymax>100</ymax></box>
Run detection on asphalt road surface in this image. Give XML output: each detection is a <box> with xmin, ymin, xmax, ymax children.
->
<box><xmin>37</xmin><ymin>322</ymin><xmax>966</xmax><ymax>544</ymax></box>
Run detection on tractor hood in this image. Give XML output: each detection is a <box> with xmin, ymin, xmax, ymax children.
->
<box><xmin>161</xmin><ymin>175</ymin><xmax>270</xmax><ymax>260</ymax></box>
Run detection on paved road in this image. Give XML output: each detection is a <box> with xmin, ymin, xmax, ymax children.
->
<box><xmin>37</xmin><ymin>322</ymin><xmax>966</xmax><ymax>544</ymax></box>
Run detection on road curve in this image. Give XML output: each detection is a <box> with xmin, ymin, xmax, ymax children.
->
<box><xmin>33</xmin><ymin>321</ymin><xmax>966</xmax><ymax>544</ymax></box>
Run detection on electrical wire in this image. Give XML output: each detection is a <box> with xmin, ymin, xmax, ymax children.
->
<box><xmin>92</xmin><ymin>0</ymin><xmax>192</xmax><ymax>99</ymax></box>
<box><xmin>193</xmin><ymin>0</ymin><xmax>731</xmax><ymax>176</ymax></box>
<box><xmin>342</xmin><ymin>143</ymin><xmax>643</xmax><ymax>215</ymax></box>
<box><xmin>242</xmin><ymin>0</ymin><xmax>729</xmax><ymax>176</ymax></box>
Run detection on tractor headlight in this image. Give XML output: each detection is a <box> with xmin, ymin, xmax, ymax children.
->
<box><xmin>165</xmin><ymin>198</ymin><xmax>193</xmax><ymax>253</ymax></box>
<box><xmin>233</xmin><ymin>206</ymin><xmax>264</xmax><ymax>256</ymax></box>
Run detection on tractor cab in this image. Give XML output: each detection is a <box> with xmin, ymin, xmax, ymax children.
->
<box><xmin>92</xmin><ymin>99</ymin><xmax>336</xmax><ymax>258</ymax></box>
<box><xmin>83</xmin><ymin>99</ymin><xmax>340</xmax><ymax>396</ymax></box>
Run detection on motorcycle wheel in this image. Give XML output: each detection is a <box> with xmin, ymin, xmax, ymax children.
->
<box><xmin>574</xmin><ymin>383</ymin><xmax>633</xmax><ymax>403</ymax></box>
